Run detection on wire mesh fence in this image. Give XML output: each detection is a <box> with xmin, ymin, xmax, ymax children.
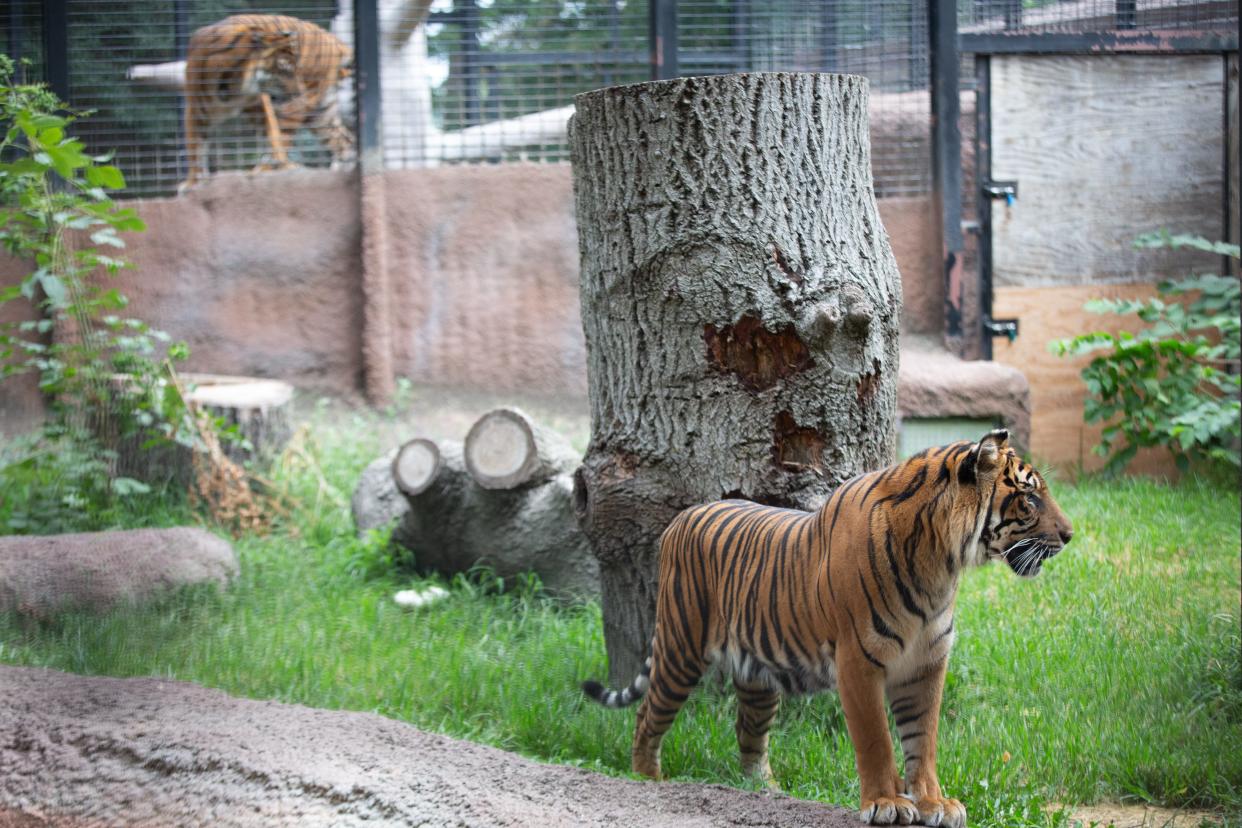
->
<box><xmin>959</xmin><ymin>0</ymin><xmax>1239</xmax><ymax>34</ymax></box>
<box><xmin>3</xmin><ymin>0</ymin><xmax>940</xmax><ymax>199</ymax></box>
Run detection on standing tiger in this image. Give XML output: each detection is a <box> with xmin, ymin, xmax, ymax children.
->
<box><xmin>582</xmin><ymin>429</ymin><xmax>1072</xmax><ymax>827</ymax></box>
<box><xmin>181</xmin><ymin>14</ymin><xmax>354</xmax><ymax>191</ymax></box>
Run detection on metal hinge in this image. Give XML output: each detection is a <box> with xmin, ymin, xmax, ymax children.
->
<box><xmin>982</xmin><ymin>180</ymin><xmax>1018</xmax><ymax>207</ymax></box>
<box><xmin>984</xmin><ymin>316</ymin><xmax>1020</xmax><ymax>343</ymax></box>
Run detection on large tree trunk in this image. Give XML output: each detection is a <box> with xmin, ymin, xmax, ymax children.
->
<box><xmin>569</xmin><ymin>72</ymin><xmax>903</xmax><ymax>684</ymax></box>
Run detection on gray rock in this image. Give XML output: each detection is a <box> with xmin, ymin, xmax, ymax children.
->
<box><xmin>350</xmin><ymin>448</ymin><xmax>409</xmax><ymax>536</ymax></box>
<box><xmin>0</xmin><ymin>527</ymin><xmax>238</xmax><ymax>617</ymax></box>
<box><xmin>0</xmin><ymin>665</ymin><xmax>857</xmax><ymax>827</ymax></box>
<box><xmin>898</xmin><ymin>344</ymin><xmax>1032</xmax><ymax>453</ymax></box>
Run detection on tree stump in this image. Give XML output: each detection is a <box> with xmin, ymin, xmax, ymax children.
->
<box><xmin>112</xmin><ymin>373</ymin><xmax>294</xmax><ymax>486</ymax></box>
<box><xmin>569</xmin><ymin>72</ymin><xmax>903</xmax><ymax>683</ymax></box>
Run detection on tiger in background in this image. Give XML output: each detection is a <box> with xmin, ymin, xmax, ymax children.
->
<box><xmin>181</xmin><ymin>14</ymin><xmax>354</xmax><ymax>191</ymax></box>
<box><xmin>582</xmin><ymin>429</ymin><xmax>1073</xmax><ymax>827</ymax></box>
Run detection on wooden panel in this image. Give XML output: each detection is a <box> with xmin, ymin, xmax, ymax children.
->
<box><xmin>993</xmin><ymin>283</ymin><xmax>1177</xmax><ymax>478</ymax></box>
<box><xmin>991</xmin><ymin>55</ymin><xmax>1224</xmax><ymax>287</ymax></box>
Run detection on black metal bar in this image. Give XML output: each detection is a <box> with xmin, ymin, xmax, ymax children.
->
<box><xmin>908</xmin><ymin>0</ymin><xmax>927</xmax><ymax>92</ymax></box>
<box><xmin>975</xmin><ymin>55</ymin><xmax>994</xmax><ymax>361</ymax></box>
<box><xmin>1003</xmin><ymin>0</ymin><xmax>1022</xmax><ymax>31</ymax></box>
<box><xmin>733</xmin><ymin>0</ymin><xmax>753</xmax><ymax>73</ymax></box>
<box><xmin>353</xmin><ymin>0</ymin><xmax>383</xmax><ymax>171</ymax></box>
<box><xmin>604</xmin><ymin>0</ymin><xmax>621</xmax><ymax>86</ymax></box>
<box><xmin>929</xmin><ymin>0</ymin><xmax>966</xmax><ymax>348</ymax></box>
<box><xmin>8</xmin><ymin>0</ymin><xmax>23</xmax><ymax>77</ymax></box>
<box><xmin>960</xmin><ymin>30</ymin><xmax>1238</xmax><ymax>55</ymax></box>
<box><xmin>40</xmin><ymin>0</ymin><xmax>68</xmax><ymax>101</ymax></box>
<box><xmin>649</xmin><ymin>0</ymin><xmax>678</xmax><ymax>80</ymax></box>
<box><xmin>459</xmin><ymin>0</ymin><xmax>481</xmax><ymax>126</ymax></box>
<box><xmin>173</xmin><ymin>0</ymin><xmax>189</xmax><ymax>181</ymax></box>
<box><xmin>819</xmin><ymin>0</ymin><xmax>837</xmax><ymax>72</ymax></box>
<box><xmin>1115</xmin><ymin>0</ymin><xmax>1138</xmax><ymax>30</ymax></box>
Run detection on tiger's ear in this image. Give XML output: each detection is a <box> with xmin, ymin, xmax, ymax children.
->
<box><xmin>959</xmin><ymin>428</ymin><xmax>1009</xmax><ymax>485</ymax></box>
<box><xmin>976</xmin><ymin>428</ymin><xmax>1010</xmax><ymax>473</ymax></box>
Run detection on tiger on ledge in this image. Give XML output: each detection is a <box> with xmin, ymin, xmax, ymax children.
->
<box><xmin>582</xmin><ymin>428</ymin><xmax>1072</xmax><ymax>827</ymax></box>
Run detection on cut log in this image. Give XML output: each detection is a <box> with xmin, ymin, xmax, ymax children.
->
<box><xmin>380</xmin><ymin>434</ymin><xmax>597</xmax><ymax>599</ymax></box>
<box><xmin>570</xmin><ymin>73</ymin><xmax>902</xmax><ymax>682</ymax></box>
<box><xmin>392</xmin><ymin>437</ymin><xmax>456</xmax><ymax>496</ymax></box>
<box><xmin>463</xmin><ymin>407</ymin><xmax>579</xmax><ymax>490</ymax></box>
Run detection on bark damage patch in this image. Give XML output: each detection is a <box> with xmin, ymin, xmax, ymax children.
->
<box><xmin>703</xmin><ymin>316</ymin><xmax>813</xmax><ymax>392</ymax></box>
<box><xmin>856</xmin><ymin>359</ymin><xmax>882</xmax><ymax>403</ymax></box>
<box><xmin>772</xmin><ymin>411</ymin><xmax>826</xmax><ymax>472</ymax></box>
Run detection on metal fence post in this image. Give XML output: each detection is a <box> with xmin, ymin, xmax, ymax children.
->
<box><xmin>40</xmin><ymin>0</ymin><xmax>68</xmax><ymax>101</ymax></box>
<box><xmin>929</xmin><ymin>0</ymin><xmax>967</xmax><ymax>354</ymax></box>
<box><xmin>354</xmin><ymin>0</ymin><xmax>383</xmax><ymax>172</ymax></box>
<box><xmin>353</xmin><ymin>0</ymin><xmax>394</xmax><ymax>404</ymax></box>
<box><xmin>649</xmin><ymin>0</ymin><xmax>678</xmax><ymax>80</ymax></box>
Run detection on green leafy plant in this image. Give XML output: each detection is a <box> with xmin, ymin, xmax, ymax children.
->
<box><xmin>0</xmin><ymin>54</ymin><xmax>191</xmax><ymax>532</ymax></box>
<box><xmin>1051</xmin><ymin>232</ymin><xmax>1240</xmax><ymax>474</ymax></box>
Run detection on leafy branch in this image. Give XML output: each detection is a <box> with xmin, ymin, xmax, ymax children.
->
<box><xmin>1051</xmin><ymin>232</ymin><xmax>1240</xmax><ymax>475</ymax></box>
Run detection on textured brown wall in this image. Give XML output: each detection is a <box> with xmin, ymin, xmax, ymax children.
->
<box><xmin>879</xmin><ymin>197</ymin><xmax>941</xmax><ymax>336</ymax></box>
<box><xmin>115</xmin><ymin>170</ymin><xmax>365</xmax><ymax>393</ymax></box>
<box><xmin>0</xmin><ymin>165</ymin><xmax>944</xmax><ymax>429</ymax></box>
<box><xmin>0</xmin><ymin>255</ymin><xmax>45</xmax><ymax>433</ymax></box>
<box><xmin>382</xmin><ymin>165</ymin><xmax>587</xmax><ymax>396</ymax></box>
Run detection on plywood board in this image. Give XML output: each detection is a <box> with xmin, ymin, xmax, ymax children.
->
<box><xmin>993</xmin><ymin>283</ymin><xmax>1178</xmax><ymax>478</ymax></box>
<box><xmin>991</xmin><ymin>55</ymin><xmax>1224</xmax><ymax>287</ymax></box>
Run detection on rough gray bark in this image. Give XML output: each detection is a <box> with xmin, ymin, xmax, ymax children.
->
<box><xmin>569</xmin><ymin>72</ymin><xmax>903</xmax><ymax>683</ymax></box>
<box><xmin>351</xmin><ymin>448</ymin><xmax>409</xmax><ymax>536</ymax></box>
<box><xmin>391</xmin><ymin>438</ymin><xmax>598</xmax><ymax>599</ymax></box>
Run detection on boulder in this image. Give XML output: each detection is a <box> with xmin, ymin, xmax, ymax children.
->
<box><xmin>0</xmin><ymin>527</ymin><xmax>238</xmax><ymax>617</ymax></box>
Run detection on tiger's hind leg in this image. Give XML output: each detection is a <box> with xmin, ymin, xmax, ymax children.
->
<box><xmin>733</xmin><ymin>676</ymin><xmax>781</xmax><ymax>790</ymax></box>
<box><xmin>631</xmin><ymin>642</ymin><xmax>705</xmax><ymax>780</ymax></box>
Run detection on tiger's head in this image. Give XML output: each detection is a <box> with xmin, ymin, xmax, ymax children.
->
<box><xmin>963</xmin><ymin>428</ymin><xmax>1073</xmax><ymax>577</ymax></box>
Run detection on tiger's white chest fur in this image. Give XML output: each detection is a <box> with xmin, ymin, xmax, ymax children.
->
<box><xmin>884</xmin><ymin>609</ymin><xmax>957</xmax><ymax>687</ymax></box>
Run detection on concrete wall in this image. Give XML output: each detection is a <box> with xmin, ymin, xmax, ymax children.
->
<box><xmin>1</xmin><ymin>164</ymin><xmax>943</xmax><ymax>432</ymax></box>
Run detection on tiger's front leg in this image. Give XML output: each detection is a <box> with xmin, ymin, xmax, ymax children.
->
<box><xmin>887</xmin><ymin>659</ymin><xmax>965</xmax><ymax>828</ymax></box>
<box><xmin>837</xmin><ymin>648</ymin><xmax>919</xmax><ymax>825</ymax></box>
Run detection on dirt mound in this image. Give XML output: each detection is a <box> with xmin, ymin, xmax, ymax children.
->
<box><xmin>0</xmin><ymin>666</ymin><xmax>856</xmax><ymax>827</ymax></box>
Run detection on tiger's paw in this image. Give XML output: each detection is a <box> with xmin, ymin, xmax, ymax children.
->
<box><xmin>859</xmin><ymin>796</ymin><xmax>918</xmax><ymax>825</ymax></box>
<box><xmin>901</xmin><ymin>794</ymin><xmax>965</xmax><ymax>828</ymax></box>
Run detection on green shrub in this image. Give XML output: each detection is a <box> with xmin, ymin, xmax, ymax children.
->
<box><xmin>1051</xmin><ymin>232</ymin><xmax>1240</xmax><ymax>475</ymax></box>
<box><xmin>0</xmin><ymin>54</ymin><xmax>190</xmax><ymax>532</ymax></box>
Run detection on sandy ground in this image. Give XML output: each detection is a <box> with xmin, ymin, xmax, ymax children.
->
<box><xmin>1056</xmin><ymin>804</ymin><xmax>1227</xmax><ymax>828</ymax></box>
<box><xmin>0</xmin><ymin>665</ymin><xmax>858</xmax><ymax>827</ymax></box>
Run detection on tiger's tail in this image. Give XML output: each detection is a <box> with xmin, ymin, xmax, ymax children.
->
<box><xmin>581</xmin><ymin>649</ymin><xmax>653</xmax><ymax>709</ymax></box>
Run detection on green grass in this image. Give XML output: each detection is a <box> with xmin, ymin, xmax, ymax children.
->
<box><xmin>1</xmin><ymin>409</ymin><xmax>1239</xmax><ymax>827</ymax></box>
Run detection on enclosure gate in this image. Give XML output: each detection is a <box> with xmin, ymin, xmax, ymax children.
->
<box><xmin>954</xmin><ymin>0</ymin><xmax>1239</xmax><ymax>467</ymax></box>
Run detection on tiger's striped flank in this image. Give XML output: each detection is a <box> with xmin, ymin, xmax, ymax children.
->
<box><xmin>580</xmin><ymin>428</ymin><xmax>1072</xmax><ymax>827</ymax></box>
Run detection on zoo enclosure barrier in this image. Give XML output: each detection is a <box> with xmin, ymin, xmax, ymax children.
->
<box><xmin>6</xmin><ymin>0</ymin><xmax>936</xmax><ymax>200</ymax></box>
